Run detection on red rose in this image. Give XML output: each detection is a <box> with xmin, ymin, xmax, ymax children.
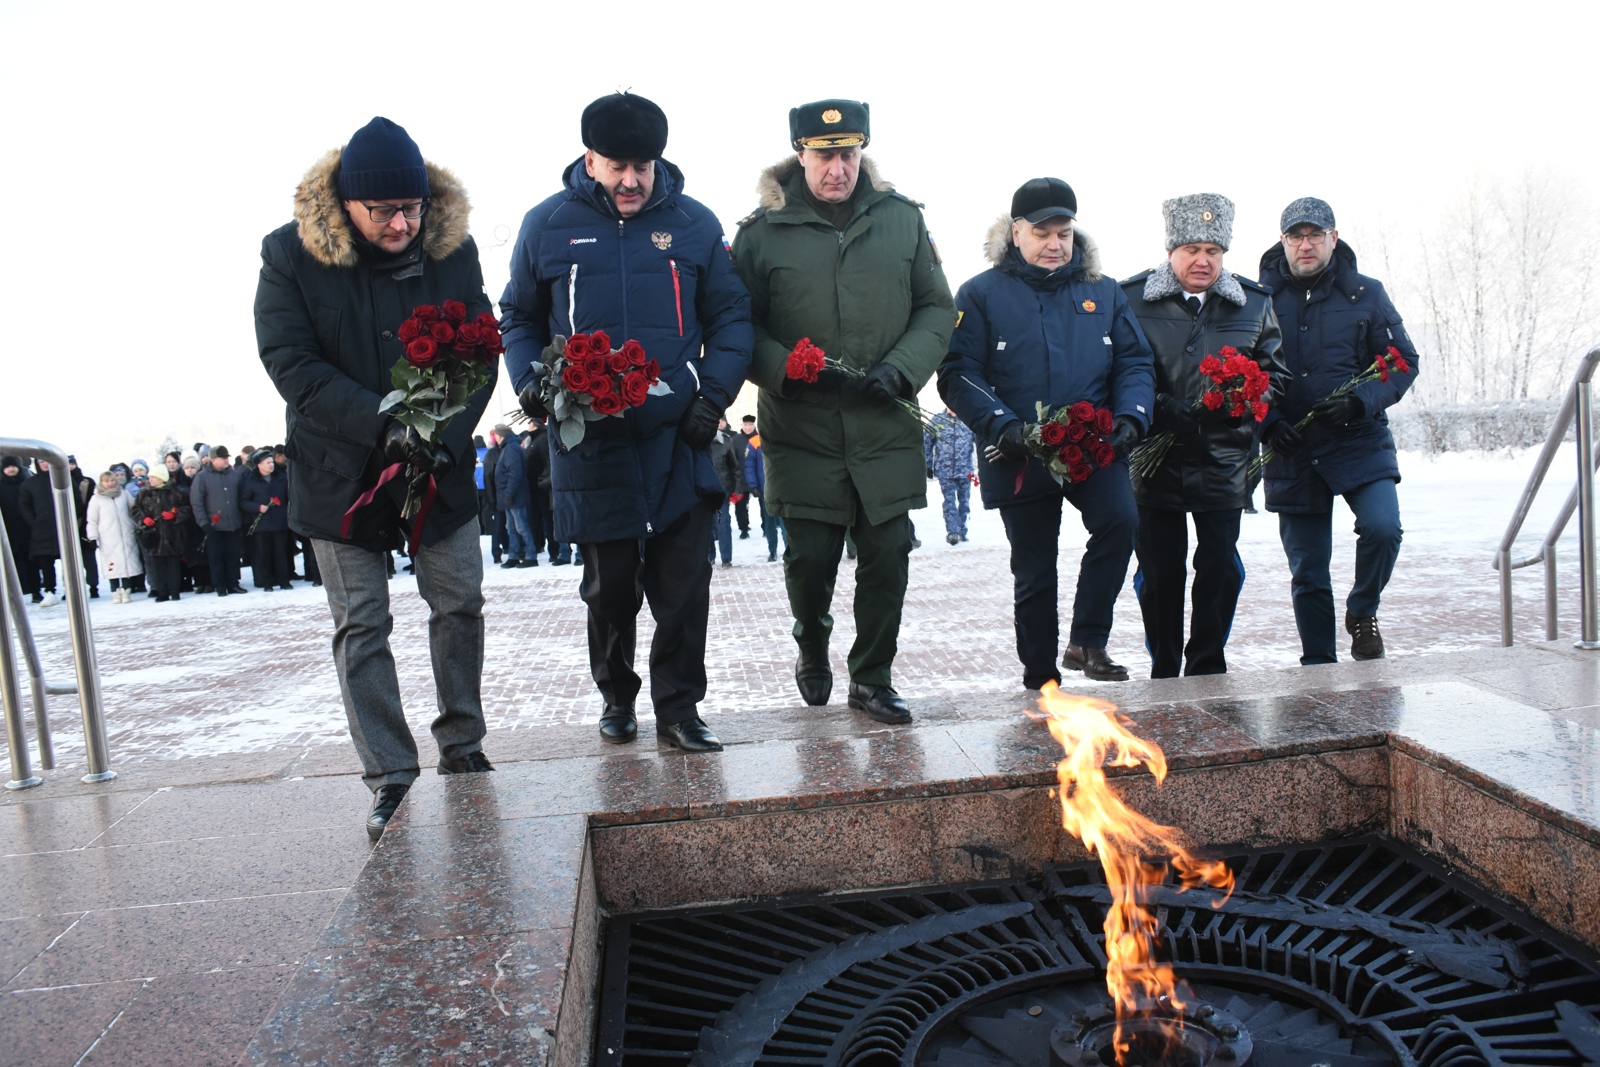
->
<box><xmin>1068</xmin><ymin>462</ymin><xmax>1094</xmax><ymax>483</ymax></box>
<box><xmin>1060</xmin><ymin>444</ymin><xmax>1084</xmax><ymax>465</ymax></box>
<box><xmin>587</xmin><ymin>373</ymin><xmax>615</xmax><ymax>397</ymax></box>
<box><xmin>454</xmin><ymin>323</ymin><xmax>482</xmax><ymax>351</ymax></box>
<box><xmin>1092</xmin><ymin>442</ymin><xmax>1116</xmax><ymax>467</ymax></box>
<box><xmin>583</xmin><ymin>354</ymin><xmax>608</xmax><ymax>378</ymax></box>
<box><xmin>430</xmin><ymin>321</ymin><xmax>455</xmax><ymax>344</ymax></box>
<box><xmin>1201</xmin><ymin>391</ymin><xmax>1223</xmax><ymax>410</ymax></box>
<box><xmin>607</xmin><ymin>351</ymin><xmax>630</xmax><ymax>373</ymax></box>
<box><xmin>1070</xmin><ymin>400</ymin><xmax>1095</xmax><ymax>423</ymax></box>
<box><xmin>561</xmin><ymin>365</ymin><xmax>591</xmax><ymax>392</ymax></box>
<box><xmin>592</xmin><ymin>392</ymin><xmax>625</xmax><ymax>415</ymax></box>
<box><xmin>476</xmin><ymin>311</ymin><xmax>498</xmax><ymax>330</ymax></box>
<box><xmin>588</xmin><ymin>331</ymin><xmax>612</xmax><ymax>356</ymax></box>
<box><xmin>620</xmin><ymin>370</ymin><xmax>650</xmax><ymax>406</ymax></box>
<box><xmin>643</xmin><ymin>359</ymin><xmax>661</xmax><ymax>381</ymax></box>
<box><xmin>270</xmin><ymin>496</ymin><xmax>281</xmax><ymax>506</ymax></box>
<box><xmin>1094</xmin><ymin>408</ymin><xmax>1114</xmax><ymax>435</ymax></box>
<box><xmin>414</xmin><ymin>304</ymin><xmax>441</xmax><ymax>322</ymax></box>
<box><xmin>622</xmin><ymin>340</ymin><xmax>646</xmax><ymax>366</ymax></box>
<box><xmin>565</xmin><ymin>334</ymin><xmax>590</xmax><ymax>359</ymax></box>
<box><xmin>406</xmin><ymin>337</ymin><xmax>440</xmax><ymax>367</ymax></box>
<box><xmin>479</xmin><ymin>326</ymin><xmax>503</xmax><ymax>355</ymax></box>
<box><xmin>1040</xmin><ymin>421</ymin><xmax>1067</xmax><ymax>446</ymax></box>
<box><xmin>441</xmin><ymin>300</ymin><xmax>467</xmax><ymax>324</ymax></box>
<box><xmin>397</xmin><ymin>318</ymin><xmax>423</xmax><ymax>342</ymax></box>
<box><xmin>142</xmin><ymin>516</ymin><xmax>155</xmax><ymax>526</ymax></box>
<box><xmin>1065</xmin><ymin>420</ymin><xmax>1087</xmax><ymax>443</ymax></box>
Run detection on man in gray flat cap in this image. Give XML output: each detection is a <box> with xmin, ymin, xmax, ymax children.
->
<box><xmin>1121</xmin><ymin>194</ymin><xmax>1287</xmax><ymax>678</ymax></box>
<box><xmin>1257</xmin><ymin>198</ymin><xmax>1419</xmax><ymax>664</ymax></box>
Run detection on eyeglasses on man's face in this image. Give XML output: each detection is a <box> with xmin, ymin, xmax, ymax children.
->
<box><xmin>1283</xmin><ymin>228</ymin><xmax>1331</xmax><ymax>247</ymax></box>
<box><xmin>357</xmin><ymin>200</ymin><xmax>431</xmax><ymax>223</ymax></box>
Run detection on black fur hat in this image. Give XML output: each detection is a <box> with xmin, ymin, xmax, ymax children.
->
<box><xmin>581</xmin><ymin>93</ymin><xmax>668</xmax><ymax>161</ymax></box>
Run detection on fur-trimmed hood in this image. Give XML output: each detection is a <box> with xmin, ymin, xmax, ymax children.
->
<box><xmin>293</xmin><ymin>147</ymin><xmax>472</xmax><ymax>268</ymax></box>
<box><xmin>755</xmin><ymin>154</ymin><xmax>894</xmax><ymax>213</ymax></box>
<box><xmin>1141</xmin><ymin>260</ymin><xmax>1246</xmax><ymax>307</ymax></box>
<box><xmin>982</xmin><ymin>216</ymin><xmax>1102</xmax><ymax>282</ymax></box>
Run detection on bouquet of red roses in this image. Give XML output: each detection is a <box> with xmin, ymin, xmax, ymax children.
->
<box><xmin>1129</xmin><ymin>345</ymin><xmax>1271</xmax><ymax>478</ymax></box>
<box><xmin>537</xmin><ymin>331</ymin><xmax>666</xmax><ymax>449</ymax></box>
<box><xmin>1250</xmin><ymin>346</ymin><xmax>1412</xmax><ymax>477</ymax></box>
<box><xmin>1023</xmin><ymin>400</ymin><xmax>1118</xmax><ymax>485</ymax></box>
<box><xmin>783</xmin><ymin>337</ymin><xmax>943</xmax><ymax>438</ymax></box>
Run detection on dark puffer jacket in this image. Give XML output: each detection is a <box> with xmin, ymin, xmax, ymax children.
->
<box><xmin>129</xmin><ymin>482</ymin><xmax>193</xmax><ymax>556</ymax></box>
<box><xmin>1120</xmin><ymin>264</ymin><xmax>1287</xmax><ymax>512</ymax></box>
<box><xmin>18</xmin><ymin>471</ymin><xmax>59</xmax><ymax>559</ymax></box>
<box><xmin>941</xmin><ymin>221</ymin><xmax>1155</xmax><ymax>509</ymax></box>
<box><xmin>239</xmin><ymin>468</ymin><xmax>290</xmax><ymax>533</ymax></box>
<box><xmin>1257</xmin><ymin>240</ymin><xmax>1419</xmax><ymax>512</ymax></box>
<box><xmin>255</xmin><ymin>147</ymin><xmax>496</xmax><ymax>549</ymax></box>
<box><xmin>500</xmin><ymin>157</ymin><xmax>752</xmax><ymax>544</ymax></box>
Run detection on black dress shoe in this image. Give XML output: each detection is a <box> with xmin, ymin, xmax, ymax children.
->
<box><xmin>1062</xmin><ymin>644</ymin><xmax>1130</xmax><ymax>682</ymax></box>
<box><xmin>437</xmin><ymin>750</ymin><xmax>495</xmax><ymax>774</ymax></box>
<box><xmin>228</xmin><ymin>585</ymin><xmax>248</xmax><ymax>594</ymax></box>
<box><xmin>795</xmin><ymin>649</ymin><xmax>833</xmax><ymax>706</ymax></box>
<box><xmin>847</xmin><ymin>682</ymin><xmax>912</xmax><ymax>724</ymax></box>
<box><xmin>599</xmin><ymin>704</ymin><xmax>638</xmax><ymax>744</ymax></box>
<box><xmin>657</xmin><ymin>717</ymin><xmax>723</xmax><ymax>753</ymax></box>
<box><xmin>366</xmin><ymin>783</ymin><xmax>410</xmax><ymax>841</ymax></box>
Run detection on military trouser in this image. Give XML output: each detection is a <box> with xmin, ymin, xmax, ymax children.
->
<box><xmin>782</xmin><ymin>487</ymin><xmax>911</xmax><ymax>688</ymax></box>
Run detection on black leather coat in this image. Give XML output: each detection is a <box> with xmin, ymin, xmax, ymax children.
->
<box><xmin>1120</xmin><ymin>268</ymin><xmax>1287</xmax><ymax>512</ymax></box>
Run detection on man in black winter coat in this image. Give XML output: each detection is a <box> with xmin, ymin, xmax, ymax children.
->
<box><xmin>1258</xmin><ymin>198</ymin><xmax>1418</xmax><ymax>664</ymax></box>
<box><xmin>482</xmin><ymin>432</ymin><xmax>505</xmax><ymax>564</ymax></box>
<box><xmin>1122</xmin><ymin>194</ymin><xmax>1288</xmax><ymax>678</ymax></box>
<box><xmin>255</xmin><ymin>116</ymin><xmax>498</xmax><ymax>840</ymax></box>
<box><xmin>18</xmin><ymin>461</ymin><xmax>61</xmax><ymax>605</ymax></box>
<box><xmin>0</xmin><ymin>457</ymin><xmax>35</xmax><ymax>598</ymax></box>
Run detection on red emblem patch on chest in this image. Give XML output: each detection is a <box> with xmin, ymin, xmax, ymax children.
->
<box><xmin>1082</xmin><ymin>300</ymin><xmax>1097</xmax><ymax>312</ymax></box>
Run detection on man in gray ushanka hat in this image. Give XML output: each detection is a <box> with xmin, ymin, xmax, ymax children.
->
<box><xmin>1120</xmin><ymin>194</ymin><xmax>1287</xmax><ymax>679</ymax></box>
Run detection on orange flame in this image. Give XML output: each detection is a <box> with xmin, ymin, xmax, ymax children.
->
<box><xmin>1033</xmin><ymin>682</ymin><xmax>1234</xmax><ymax>1059</ymax></box>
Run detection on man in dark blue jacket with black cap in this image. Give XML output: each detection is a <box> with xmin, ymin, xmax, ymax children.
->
<box><xmin>939</xmin><ymin>179</ymin><xmax>1155</xmax><ymax>688</ymax></box>
<box><xmin>1258</xmin><ymin>197</ymin><xmax>1419</xmax><ymax>664</ymax></box>
<box><xmin>501</xmin><ymin>92</ymin><xmax>753</xmax><ymax>752</ymax></box>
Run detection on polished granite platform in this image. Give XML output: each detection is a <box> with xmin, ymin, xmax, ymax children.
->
<box><xmin>4</xmin><ymin>642</ymin><xmax>1599</xmax><ymax>1066</ymax></box>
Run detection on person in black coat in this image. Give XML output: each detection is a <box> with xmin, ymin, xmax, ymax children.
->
<box><xmin>129</xmin><ymin>467</ymin><xmax>192</xmax><ymax>600</ymax></box>
<box><xmin>492</xmin><ymin>423</ymin><xmax>532</xmax><ymax>567</ymax></box>
<box><xmin>254</xmin><ymin>116</ymin><xmax>497</xmax><ymax>839</ymax></box>
<box><xmin>1258</xmin><ymin>198</ymin><xmax>1419</xmax><ymax>664</ymax></box>
<box><xmin>0</xmin><ymin>457</ymin><xmax>35</xmax><ymax>597</ymax></box>
<box><xmin>1121</xmin><ymin>194</ymin><xmax>1288</xmax><ymax>679</ymax></box>
<box><xmin>240</xmin><ymin>449</ymin><xmax>293</xmax><ymax>590</ymax></box>
<box><xmin>522</xmin><ymin>419</ymin><xmax>554</xmax><ymax>564</ymax></box>
<box><xmin>18</xmin><ymin>462</ymin><xmax>61</xmax><ymax>605</ymax></box>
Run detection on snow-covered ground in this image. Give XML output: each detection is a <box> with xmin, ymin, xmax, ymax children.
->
<box><xmin>3</xmin><ymin>447</ymin><xmax>1584</xmax><ymax>767</ymax></box>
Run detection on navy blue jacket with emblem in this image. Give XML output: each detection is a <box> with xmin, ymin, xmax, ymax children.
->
<box><xmin>937</xmin><ymin>223</ymin><xmax>1155</xmax><ymax>510</ymax></box>
<box><xmin>499</xmin><ymin>158</ymin><xmax>753</xmax><ymax>544</ymax></box>
<box><xmin>1257</xmin><ymin>240</ymin><xmax>1419</xmax><ymax>513</ymax></box>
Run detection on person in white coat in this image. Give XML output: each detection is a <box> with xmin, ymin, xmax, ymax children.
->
<box><xmin>85</xmin><ymin>472</ymin><xmax>144</xmax><ymax>603</ymax></box>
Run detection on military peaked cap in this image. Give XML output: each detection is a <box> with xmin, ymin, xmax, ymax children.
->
<box><xmin>790</xmin><ymin>99</ymin><xmax>870</xmax><ymax>150</ymax></box>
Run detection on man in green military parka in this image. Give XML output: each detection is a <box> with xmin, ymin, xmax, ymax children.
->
<box><xmin>732</xmin><ymin>98</ymin><xmax>956</xmax><ymax>725</ymax></box>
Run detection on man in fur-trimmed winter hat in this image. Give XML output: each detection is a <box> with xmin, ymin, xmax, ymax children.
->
<box><xmin>255</xmin><ymin>115</ymin><xmax>499</xmax><ymax>841</ymax></box>
<box><xmin>938</xmin><ymin>177</ymin><xmax>1154</xmax><ymax>688</ymax></box>
<box><xmin>1120</xmin><ymin>194</ymin><xmax>1288</xmax><ymax>680</ymax></box>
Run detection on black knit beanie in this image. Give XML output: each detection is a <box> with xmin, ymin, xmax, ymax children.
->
<box><xmin>338</xmin><ymin>117</ymin><xmax>429</xmax><ymax>201</ymax></box>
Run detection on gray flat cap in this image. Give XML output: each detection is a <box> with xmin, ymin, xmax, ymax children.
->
<box><xmin>1163</xmin><ymin>193</ymin><xmax>1235</xmax><ymax>252</ymax></box>
<box><xmin>1280</xmin><ymin>197</ymin><xmax>1336</xmax><ymax>233</ymax></box>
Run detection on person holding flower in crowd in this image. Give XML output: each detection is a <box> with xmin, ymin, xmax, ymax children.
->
<box><xmin>1256</xmin><ymin>198</ymin><xmax>1419</xmax><ymax>664</ymax></box>
<box><xmin>240</xmin><ymin>448</ymin><xmax>293</xmax><ymax>590</ymax></box>
<box><xmin>923</xmin><ymin>409</ymin><xmax>975</xmax><ymax>546</ymax></box>
<box><xmin>939</xmin><ymin>178</ymin><xmax>1155</xmax><ymax>688</ymax></box>
<box><xmin>255</xmin><ymin>115</ymin><xmax>498</xmax><ymax>840</ymax></box>
<box><xmin>1122</xmin><ymin>194</ymin><xmax>1287</xmax><ymax>678</ymax></box>
<box><xmin>129</xmin><ymin>465</ymin><xmax>191</xmax><ymax>601</ymax></box>
<box><xmin>85</xmin><ymin>471</ymin><xmax>143</xmax><ymax>603</ymax></box>
<box><xmin>503</xmin><ymin>92</ymin><xmax>752</xmax><ymax>753</ymax></box>
<box><xmin>733</xmin><ymin>98</ymin><xmax>956</xmax><ymax>724</ymax></box>
<box><xmin>191</xmin><ymin>446</ymin><xmax>248</xmax><ymax>596</ymax></box>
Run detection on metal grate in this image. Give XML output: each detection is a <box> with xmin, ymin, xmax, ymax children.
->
<box><xmin>595</xmin><ymin>838</ymin><xmax>1600</xmax><ymax>1067</ymax></box>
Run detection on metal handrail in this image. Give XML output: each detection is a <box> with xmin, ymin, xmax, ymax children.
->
<box><xmin>1495</xmin><ymin>346</ymin><xmax>1600</xmax><ymax>647</ymax></box>
<box><xmin>0</xmin><ymin>439</ymin><xmax>116</xmax><ymax>786</ymax></box>
<box><xmin>2</xmin><ymin>530</ymin><xmax>57</xmax><ymax>784</ymax></box>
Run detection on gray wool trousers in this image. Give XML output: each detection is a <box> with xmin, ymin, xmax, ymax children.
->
<box><xmin>312</xmin><ymin>519</ymin><xmax>487</xmax><ymax>792</ymax></box>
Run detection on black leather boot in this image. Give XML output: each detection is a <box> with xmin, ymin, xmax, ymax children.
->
<box><xmin>1062</xmin><ymin>644</ymin><xmax>1130</xmax><ymax>682</ymax></box>
<box><xmin>795</xmin><ymin>649</ymin><xmax>833</xmax><ymax>706</ymax></box>
<box><xmin>599</xmin><ymin>704</ymin><xmax>638</xmax><ymax>744</ymax></box>
<box><xmin>847</xmin><ymin>682</ymin><xmax>912</xmax><ymax>724</ymax></box>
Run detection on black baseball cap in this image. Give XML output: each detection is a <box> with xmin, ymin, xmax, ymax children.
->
<box><xmin>1280</xmin><ymin>197</ymin><xmax>1336</xmax><ymax>233</ymax></box>
<box><xmin>1011</xmin><ymin>177</ymin><xmax>1077</xmax><ymax>224</ymax></box>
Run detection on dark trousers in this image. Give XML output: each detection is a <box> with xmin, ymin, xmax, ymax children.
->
<box><xmin>758</xmin><ymin>495</ymin><xmax>784</xmax><ymax>556</ymax></box>
<box><xmin>579</xmin><ymin>500</ymin><xmax>715</xmax><ymax>724</ymax></box>
<box><xmin>252</xmin><ymin>529</ymin><xmax>293</xmax><ymax>588</ymax></box>
<box><xmin>1278</xmin><ymin>477</ymin><xmax>1402</xmax><ymax>665</ymax></box>
<box><xmin>205</xmin><ymin>528</ymin><xmax>243</xmax><ymax>591</ymax></box>
<box><xmin>1134</xmin><ymin>507</ymin><xmax>1244</xmax><ymax>679</ymax></box>
<box><xmin>782</xmin><ymin>488</ymin><xmax>911</xmax><ymax>688</ymax></box>
<box><xmin>146</xmin><ymin>554</ymin><xmax>182</xmax><ymax>597</ymax></box>
<box><xmin>299</xmin><ymin>535</ymin><xmax>321</xmax><ymax>583</ymax></box>
<box><xmin>79</xmin><ymin>540</ymin><xmax>97</xmax><ymax>593</ymax></box>
<box><xmin>30</xmin><ymin>556</ymin><xmax>57</xmax><ymax>594</ymax></box>
<box><xmin>734</xmin><ymin>495</ymin><xmax>750</xmax><ymax>535</ymax></box>
<box><xmin>999</xmin><ymin>463</ymin><xmax>1138</xmax><ymax>690</ymax></box>
<box><xmin>491</xmin><ymin>507</ymin><xmax>508</xmax><ymax>561</ymax></box>
<box><xmin>529</xmin><ymin>494</ymin><xmax>554</xmax><ymax>560</ymax></box>
<box><xmin>9</xmin><ymin>539</ymin><xmax>38</xmax><ymax>595</ymax></box>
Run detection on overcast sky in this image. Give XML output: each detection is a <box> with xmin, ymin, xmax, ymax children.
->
<box><xmin>2</xmin><ymin>0</ymin><xmax>1595</xmax><ymax>473</ymax></box>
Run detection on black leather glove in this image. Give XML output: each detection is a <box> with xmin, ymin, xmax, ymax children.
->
<box><xmin>381</xmin><ymin>420</ymin><xmax>415</xmax><ymax>466</ymax></box>
<box><xmin>860</xmin><ymin>362</ymin><xmax>909</xmax><ymax>405</ymax></box>
<box><xmin>1312</xmin><ymin>394</ymin><xmax>1364</xmax><ymax>428</ymax></box>
<box><xmin>1263</xmin><ymin>419</ymin><xmax>1304</xmax><ymax>457</ymax></box>
<box><xmin>1156</xmin><ymin>393</ymin><xmax>1200</xmax><ymax>436</ymax></box>
<box><xmin>994</xmin><ymin>422</ymin><xmax>1031</xmax><ymax>461</ymax></box>
<box><xmin>678</xmin><ymin>394</ymin><xmax>723</xmax><ymax>450</ymax></box>
<box><xmin>518</xmin><ymin>382</ymin><xmax>547</xmax><ymax>420</ymax></box>
<box><xmin>381</xmin><ymin>421</ymin><xmax>454</xmax><ymax>479</ymax></box>
<box><xmin>1109</xmin><ymin>417</ymin><xmax>1140</xmax><ymax>460</ymax></box>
